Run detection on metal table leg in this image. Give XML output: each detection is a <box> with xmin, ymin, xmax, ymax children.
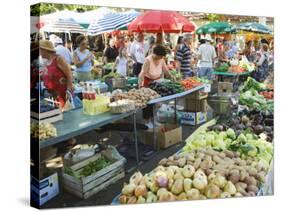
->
<box><xmin>152</xmin><ymin>104</ymin><xmax>157</xmax><ymax>150</ymax></box>
<box><xmin>174</xmin><ymin>98</ymin><xmax>177</xmax><ymax>123</ymax></box>
<box><xmin>133</xmin><ymin>112</ymin><xmax>139</xmax><ymax>165</ymax></box>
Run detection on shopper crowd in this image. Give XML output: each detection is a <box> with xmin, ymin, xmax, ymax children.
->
<box><xmin>34</xmin><ymin>32</ymin><xmax>274</xmax><ymax>107</ymax></box>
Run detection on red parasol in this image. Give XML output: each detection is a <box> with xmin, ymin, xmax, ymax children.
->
<box><xmin>128</xmin><ymin>10</ymin><xmax>195</xmax><ymax>33</ymax></box>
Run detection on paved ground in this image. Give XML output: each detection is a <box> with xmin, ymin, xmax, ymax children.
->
<box><xmin>41</xmin><ymin>122</ymin><xmax>199</xmax><ymax>209</ymax></box>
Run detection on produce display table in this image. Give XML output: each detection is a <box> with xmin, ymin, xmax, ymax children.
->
<box><xmin>214</xmin><ymin>71</ymin><xmax>251</xmax><ymax>83</ymax></box>
<box><xmin>213</xmin><ymin>71</ymin><xmax>252</xmax><ymax>91</ymax></box>
<box><xmin>40</xmin><ymin>109</ymin><xmax>140</xmax><ymax>163</ymax></box>
<box><xmin>213</xmin><ymin>71</ymin><xmax>251</xmax><ymax>76</ymax></box>
<box><xmin>147</xmin><ymin>84</ymin><xmax>206</xmax><ymax>105</ymax></box>
<box><xmin>147</xmin><ymin>84</ymin><xmax>207</xmax><ymax>149</ymax></box>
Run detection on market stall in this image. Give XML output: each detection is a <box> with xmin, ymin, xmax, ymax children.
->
<box><xmin>31</xmin><ymin>6</ymin><xmax>274</xmax><ymax>209</ymax></box>
<box><xmin>112</xmin><ymin>76</ymin><xmax>274</xmax><ymax>205</ymax></box>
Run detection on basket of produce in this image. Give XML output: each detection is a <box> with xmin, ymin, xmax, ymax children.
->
<box><xmin>111</xmin><ymin>88</ymin><xmax>160</xmax><ymax>108</ymax></box>
<box><xmin>109</xmin><ymin>99</ymin><xmax>135</xmax><ymax>114</ymax></box>
<box><xmin>31</xmin><ymin>122</ymin><xmax>57</xmax><ymax>141</ymax></box>
<box><xmin>148</xmin><ymin>81</ymin><xmax>184</xmax><ymax>97</ymax></box>
<box><xmin>181</xmin><ymin>77</ymin><xmax>202</xmax><ymax>90</ymax></box>
<box><xmin>103</xmin><ymin>71</ymin><xmax>126</xmax><ymax>89</ymax></box>
<box><xmin>63</xmin><ymin>146</ymin><xmax>126</xmax><ymax>199</ymax></box>
<box><xmin>110</xmin><ymin>78</ymin><xmax>127</xmax><ymax>89</ymax></box>
<box><xmin>214</xmin><ymin>63</ymin><xmax>229</xmax><ymax>72</ymax></box>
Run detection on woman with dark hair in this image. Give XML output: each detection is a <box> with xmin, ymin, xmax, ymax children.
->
<box><xmin>139</xmin><ymin>45</ymin><xmax>173</xmax><ymax>87</ymax></box>
<box><xmin>244</xmin><ymin>40</ymin><xmax>256</xmax><ymax>62</ymax></box>
<box><xmin>73</xmin><ymin>35</ymin><xmax>94</xmax><ymax>81</ymax></box>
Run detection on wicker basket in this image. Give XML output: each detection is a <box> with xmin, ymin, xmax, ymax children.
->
<box><xmin>109</xmin><ymin>100</ymin><xmax>135</xmax><ymax>114</ymax></box>
<box><xmin>106</xmin><ymin>78</ymin><xmax>127</xmax><ymax>89</ymax></box>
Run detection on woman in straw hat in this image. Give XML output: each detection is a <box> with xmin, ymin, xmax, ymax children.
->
<box><xmin>39</xmin><ymin>40</ymin><xmax>73</xmax><ymax>108</ymax></box>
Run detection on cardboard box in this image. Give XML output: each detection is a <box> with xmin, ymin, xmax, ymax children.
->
<box><xmin>186</xmin><ymin>91</ymin><xmax>208</xmax><ymax>100</ymax></box>
<box><xmin>185</xmin><ymin>99</ymin><xmax>208</xmax><ymax>112</ymax></box>
<box><xmin>218</xmin><ymin>82</ymin><xmax>233</xmax><ymax>95</ymax></box>
<box><xmin>31</xmin><ymin>172</ymin><xmax>59</xmax><ymax>206</ymax></box>
<box><xmin>141</xmin><ymin>124</ymin><xmax>182</xmax><ymax>149</ymax></box>
<box><xmin>180</xmin><ymin>111</ymin><xmax>207</xmax><ymax>125</ymax></box>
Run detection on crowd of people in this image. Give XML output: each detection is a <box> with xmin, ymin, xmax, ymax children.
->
<box><xmin>33</xmin><ymin>31</ymin><xmax>274</xmax><ymax>109</ymax></box>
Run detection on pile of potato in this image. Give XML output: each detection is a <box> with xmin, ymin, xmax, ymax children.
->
<box><xmin>31</xmin><ymin>122</ymin><xmax>57</xmax><ymax>140</ymax></box>
<box><xmin>111</xmin><ymin>88</ymin><xmax>160</xmax><ymax>108</ymax></box>
<box><xmin>119</xmin><ymin>148</ymin><xmax>268</xmax><ymax>204</ymax></box>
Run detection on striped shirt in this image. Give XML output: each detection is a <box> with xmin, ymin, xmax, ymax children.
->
<box><xmin>176</xmin><ymin>43</ymin><xmax>191</xmax><ymax>73</ymax></box>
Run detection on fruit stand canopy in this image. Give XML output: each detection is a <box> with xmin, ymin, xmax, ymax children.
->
<box><xmin>128</xmin><ymin>10</ymin><xmax>195</xmax><ymax>33</ymax></box>
<box><xmin>196</xmin><ymin>22</ymin><xmax>236</xmax><ymax>34</ymax></box>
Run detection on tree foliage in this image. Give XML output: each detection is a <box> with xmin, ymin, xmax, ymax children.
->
<box><xmin>30</xmin><ymin>3</ymin><xmax>99</xmax><ymax>16</ymax></box>
<box><xmin>205</xmin><ymin>14</ymin><xmax>227</xmax><ymax>22</ymax></box>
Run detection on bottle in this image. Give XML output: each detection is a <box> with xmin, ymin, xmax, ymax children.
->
<box><xmin>88</xmin><ymin>83</ymin><xmax>96</xmax><ymax>100</ymax></box>
<box><xmin>82</xmin><ymin>83</ymin><xmax>88</xmax><ymax>99</ymax></box>
<box><xmin>82</xmin><ymin>83</ymin><xmax>89</xmax><ymax>114</ymax></box>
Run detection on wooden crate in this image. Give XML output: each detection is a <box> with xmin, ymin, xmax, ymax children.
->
<box><xmin>31</xmin><ymin>108</ymin><xmax>63</xmax><ymax>123</ymax></box>
<box><xmin>62</xmin><ymin>146</ymin><xmax>126</xmax><ymax>199</ymax></box>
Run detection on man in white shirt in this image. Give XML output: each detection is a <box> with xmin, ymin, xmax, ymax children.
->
<box><xmin>54</xmin><ymin>37</ymin><xmax>73</xmax><ymax>65</ymax></box>
<box><xmin>130</xmin><ymin>33</ymin><xmax>148</xmax><ymax>76</ymax></box>
<box><xmin>197</xmin><ymin>35</ymin><xmax>217</xmax><ymax>80</ymax></box>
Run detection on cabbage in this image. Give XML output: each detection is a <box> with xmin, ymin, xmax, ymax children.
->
<box><xmin>248</xmin><ymin>146</ymin><xmax>257</xmax><ymax>157</ymax></box>
<box><xmin>257</xmin><ymin>159</ymin><xmax>270</xmax><ymax>170</ymax></box>
<box><xmin>237</xmin><ymin>134</ymin><xmax>247</xmax><ymax>143</ymax></box>
<box><xmin>219</xmin><ymin>131</ymin><xmax>228</xmax><ymax>140</ymax></box>
<box><xmin>226</xmin><ymin>128</ymin><xmax>236</xmax><ymax>139</ymax></box>
<box><xmin>246</xmin><ymin>133</ymin><xmax>254</xmax><ymax>140</ymax></box>
<box><xmin>212</xmin><ymin>138</ymin><xmax>226</xmax><ymax>150</ymax></box>
<box><xmin>206</xmin><ymin>133</ymin><xmax>215</xmax><ymax>145</ymax></box>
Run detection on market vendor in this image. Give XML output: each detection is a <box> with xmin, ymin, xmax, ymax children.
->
<box><xmin>218</xmin><ymin>43</ymin><xmax>230</xmax><ymax>62</ymax></box>
<box><xmin>103</xmin><ymin>39</ymin><xmax>119</xmax><ymax>64</ymax></box>
<box><xmin>130</xmin><ymin>32</ymin><xmax>148</xmax><ymax>76</ymax></box>
<box><xmin>253</xmin><ymin>43</ymin><xmax>270</xmax><ymax>82</ymax></box>
<box><xmin>73</xmin><ymin>35</ymin><xmax>94</xmax><ymax>81</ymax></box>
<box><xmin>197</xmin><ymin>35</ymin><xmax>217</xmax><ymax>80</ymax></box>
<box><xmin>39</xmin><ymin>40</ymin><xmax>73</xmax><ymax>108</ymax></box>
<box><xmin>138</xmin><ymin>45</ymin><xmax>173</xmax><ymax>87</ymax></box>
<box><xmin>175</xmin><ymin>33</ymin><xmax>193</xmax><ymax>78</ymax></box>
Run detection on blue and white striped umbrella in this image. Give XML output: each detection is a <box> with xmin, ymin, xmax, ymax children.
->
<box><xmin>87</xmin><ymin>10</ymin><xmax>139</xmax><ymax>36</ymax></box>
<box><xmin>41</xmin><ymin>18</ymin><xmax>86</xmax><ymax>34</ymax></box>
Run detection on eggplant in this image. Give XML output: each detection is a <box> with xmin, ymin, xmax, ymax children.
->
<box><xmin>254</xmin><ymin>125</ymin><xmax>264</xmax><ymax>134</ymax></box>
<box><xmin>237</xmin><ymin>124</ymin><xmax>245</xmax><ymax>130</ymax></box>
<box><xmin>236</xmin><ymin>130</ymin><xmax>242</xmax><ymax>137</ymax></box>
<box><xmin>212</xmin><ymin>125</ymin><xmax>224</xmax><ymax>131</ymax></box>
<box><xmin>241</xmin><ymin>116</ymin><xmax>250</xmax><ymax>124</ymax></box>
<box><xmin>264</xmin><ymin>126</ymin><xmax>272</xmax><ymax>133</ymax></box>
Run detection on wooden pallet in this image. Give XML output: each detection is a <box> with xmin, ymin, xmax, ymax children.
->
<box><xmin>62</xmin><ymin>147</ymin><xmax>126</xmax><ymax>199</ymax></box>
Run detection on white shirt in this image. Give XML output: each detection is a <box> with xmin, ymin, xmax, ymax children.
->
<box><xmin>198</xmin><ymin>43</ymin><xmax>217</xmax><ymax>68</ymax></box>
<box><xmin>129</xmin><ymin>41</ymin><xmax>148</xmax><ymax>64</ymax></box>
<box><xmin>116</xmin><ymin>56</ymin><xmax>128</xmax><ymax>77</ymax></box>
<box><xmin>55</xmin><ymin>45</ymin><xmax>72</xmax><ymax>65</ymax></box>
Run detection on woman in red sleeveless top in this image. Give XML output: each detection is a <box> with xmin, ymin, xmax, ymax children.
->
<box><xmin>39</xmin><ymin>40</ymin><xmax>73</xmax><ymax>108</ymax></box>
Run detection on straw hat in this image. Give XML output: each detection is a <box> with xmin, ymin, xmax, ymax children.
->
<box><xmin>205</xmin><ymin>34</ymin><xmax>213</xmax><ymax>42</ymax></box>
<box><xmin>39</xmin><ymin>40</ymin><xmax>56</xmax><ymax>52</ymax></box>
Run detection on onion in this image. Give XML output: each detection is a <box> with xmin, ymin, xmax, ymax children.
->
<box><xmin>156</xmin><ymin>175</ymin><xmax>168</xmax><ymax>188</ymax></box>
